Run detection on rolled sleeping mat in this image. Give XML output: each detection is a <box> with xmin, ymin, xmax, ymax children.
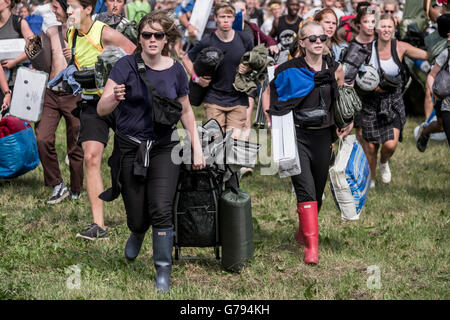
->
<box><xmin>219</xmin><ymin>187</ymin><xmax>254</xmax><ymax>273</ymax></box>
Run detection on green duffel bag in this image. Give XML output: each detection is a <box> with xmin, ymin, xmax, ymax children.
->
<box><xmin>219</xmin><ymin>186</ymin><xmax>254</xmax><ymax>273</ymax></box>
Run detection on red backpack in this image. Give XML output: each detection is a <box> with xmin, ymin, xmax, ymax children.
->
<box><xmin>339</xmin><ymin>15</ymin><xmax>356</xmax><ymax>43</ymax></box>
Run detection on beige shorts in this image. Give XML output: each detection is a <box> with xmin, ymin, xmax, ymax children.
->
<box><xmin>203</xmin><ymin>103</ymin><xmax>247</xmax><ymax>132</ymax></box>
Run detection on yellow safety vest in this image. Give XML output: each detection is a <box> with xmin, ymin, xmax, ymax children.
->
<box><xmin>68</xmin><ymin>21</ymin><xmax>106</xmax><ymax>96</ymax></box>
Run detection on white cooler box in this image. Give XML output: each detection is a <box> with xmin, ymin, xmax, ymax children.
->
<box><xmin>9</xmin><ymin>67</ymin><xmax>48</xmax><ymax>122</ymax></box>
<box><xmin>0</xmin><ymin>38</ymin><xmax>26</xmax><ymax>61</ymax></box>
<box><xmin>271</xmin><ymin>111</ymin><xmax>301</xmax><ymax>178</ymax></box>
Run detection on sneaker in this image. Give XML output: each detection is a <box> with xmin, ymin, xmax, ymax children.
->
<box><xmin>76</xmin><ymin>223</ymin><xmax>108</xmax><ymax>240</ymax></box>
<box><xmin>379</xmin><ymin>160</ymin><xmax>391</xmax><ymax>184</ymax></box>
<box><xmin>416</xmin><ymin>123</ymin><xmax>430</xmax><ymax>152</ymax></box>
<box><xmin>46</xmin><ymin>181</ymin><xmax>69</xmax><ymax>204</ymax></box>
<box><xmin>370</xmin><ymin>180</ymin><xmax>376</xmax><ymax>189</ymax></box>
<box><xmin>70</xmin><ymin>191</ymin><xmax>81</xmax><ymax>201</ymax></box>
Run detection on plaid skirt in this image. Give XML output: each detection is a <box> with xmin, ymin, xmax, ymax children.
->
<box><xmin>358</xmin><ymin>88</ymin><xmax>406</xmax><ymax>144</ymax></box>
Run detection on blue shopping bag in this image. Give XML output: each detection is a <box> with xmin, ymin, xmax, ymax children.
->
<box><xmin>0</xmin><ymin>127</ymin><xmax>40</xmax><ymax>179</ymax></box>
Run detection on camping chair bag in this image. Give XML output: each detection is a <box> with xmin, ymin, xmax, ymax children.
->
<box><xmin>219</xmin><ymin>187</ymin><xmax>254</xmax><ymax>273</ymax></box>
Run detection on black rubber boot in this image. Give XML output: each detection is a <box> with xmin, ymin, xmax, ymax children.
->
<box><xmin>152</xmin><ymin>226</ymin><xmax>173</xmax><ymax>293</ymax></box>
<box><xmin>124</xmin><ymin>232</ymin><xmax>146</xmax><ymax>261</ymax></box>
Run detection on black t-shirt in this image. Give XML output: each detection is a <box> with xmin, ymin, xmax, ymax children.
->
<box><xmin>248</xmin><ymin>8</ymin><xmax>264</xmax><ymax>27</ymax></box>
<box><xmin>109</xmin><ymin>55</ymin><xmax>189</xmax><ymax>141</ymax></box>
<box><xmin>188</xmin><ymin>31</ymin><xmax>254</xmax><ymax>107</ymax></box>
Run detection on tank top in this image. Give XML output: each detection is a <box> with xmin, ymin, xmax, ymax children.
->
<box><xmin>67</xmin><ymin>21</ymin><xmax>106</xmax><ymax>95</ymax></box>
<box><xmin>368</xmin><ymin>41</ymin><xmax>400</xmax><ymax>78</ymax></box>
<box><xmin>275</xmin><ymin>15</ymin><xmax>302</xmax><ymax>40</ymax></box>
<box><xmin>0</xmin><ymin>15</ymin><xmax>21</xmax><ymax>39</ymax></box>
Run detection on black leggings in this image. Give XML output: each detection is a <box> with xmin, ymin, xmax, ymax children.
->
<box><xmin>120</xmin><ymin>143</ymin><xmax>180</xmax><ymax>233</ymax></box>
<box><xmin>291</xmin><ymin>126</ymin><xmax>333</xmax><ymax>208</ymax></box>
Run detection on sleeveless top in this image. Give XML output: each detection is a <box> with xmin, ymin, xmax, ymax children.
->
<box><xmin>67</xmin><ymin>20</ymin><xmax>106</xmax><ymax>95</ymax></box>
<box><xmin>275</xmin><ymin>15</ymin><xmax>302</xmax><ymax>40</ymax></box>
<box><xmin>0</xmin><ymin>15</ymin><xmax>21</xmax><ymax>39</ymax></box>
<box><xmin>368</xmin><ymin>41</ymin><xmax>400</xmax><ymax>78</ymax></box>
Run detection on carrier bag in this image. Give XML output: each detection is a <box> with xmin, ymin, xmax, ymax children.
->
<box><xmin>0</xmin><ymin>120</ymin><xmax>40</xmax><ymax>179</ymax></box>
<box><xmin>225</xmin><ymin>138</ymin><xmax>261</xmax><ymax>168</ymax></box>
<box><xmin>271</xmin><ymin>111</ymin><xmax>301</xmax><ymax>178</ymax></box>
<box><xmin>220</xmin><ymin>184</ymin><xmax>254</xmax><ymax>273</ymax></box>
<box><xmin>329</xmin><ymin>135</ymin><xmax>370</xmax><ymax>221</ymax></box>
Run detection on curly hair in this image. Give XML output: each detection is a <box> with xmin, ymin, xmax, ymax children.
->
<box><xmin>135</xmin><ymin>10</ymin><xmax>181</xmax><ymax>57</ymax></box>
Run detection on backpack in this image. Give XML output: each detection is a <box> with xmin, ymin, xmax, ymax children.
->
<box><xmin>338</xmin><ymin>15</ymin><xmax>355</xmax><ymax>43</ymax></box>
<box><xmin>95</xmin><ymin>13</ymin><xmax>138</xmax><ymax>44</ymax></box>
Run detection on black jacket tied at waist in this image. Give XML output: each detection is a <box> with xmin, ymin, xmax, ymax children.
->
<box><xmin>99</xmin><ymin>131</ymin><xmax>154</xmax><ymax>202</ymax></box>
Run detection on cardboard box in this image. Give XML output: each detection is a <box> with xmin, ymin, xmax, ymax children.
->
<box><xmin>0</xmin><ymin>38</ymin><xmax>26</xmax><ymax>61</ymax></box>
<box><xmin>271</xmin><ymin>111</ymin><xmax>301</xmax><ymax>178</ymax></box>
<box><xmin>9</xmin><ymin>67</ymin><xmax>48</xmax><ymax>122</ymax></box>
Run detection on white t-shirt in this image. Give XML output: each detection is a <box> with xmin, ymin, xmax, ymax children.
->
<box><xmin>33</xmin><ymin>4</ymin><xmax>61</xmax><ymax>32</ymax></box>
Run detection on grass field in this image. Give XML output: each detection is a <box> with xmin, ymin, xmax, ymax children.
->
<box><xmin>0</xmin><ymin>110</ymin><xmax>449</xmax><ymax>300</ymax></box>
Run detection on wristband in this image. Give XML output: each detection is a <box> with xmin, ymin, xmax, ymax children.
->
<box><xmin>113</xmin><ymin>94</ymin><xmax>120</xmax><ymax>102</ymax></box>
<box><xmin>192</xmin><ymin>73</ymin><xmax>200</xmax><ymax>83</ymax></box>
<box><xmin>186</xmin><ymin>22</ymin><xmax>191</xmax><ymax>28</ymax></box>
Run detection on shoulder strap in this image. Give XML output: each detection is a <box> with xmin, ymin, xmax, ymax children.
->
<box><xmin>135</xmin><ymin>53</ymin><xmax>158</xmax><ymax>97</ymax></box>
<box><xmin>390</xmin><ymin>39</ymin><xmax>403</xmax><ymax>70</ymax></box>
<box><xmin>12</xmin><ymin>14</ymin><xmax>23</xmax><ymax>38</ymax></box>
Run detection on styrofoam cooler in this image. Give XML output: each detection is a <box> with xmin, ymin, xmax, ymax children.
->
<box><xmin>271</xmin><ymin>111</ymin><xmax>301</xmax><ymax>178</ymax></box>
<box><xmin>0</xmin><ymin>38</ymin><xmax>26</xmax><ymax>60</ymax></box>
<box><xmin>9</xmin><ymin>67</ymin><xmax>48</xmax><ymax>122</ymax></box>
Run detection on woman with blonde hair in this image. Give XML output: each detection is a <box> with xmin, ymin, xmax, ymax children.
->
<box><xmin>269</xmin><ymin>20</ymin><xmax>351</xmax><ymax>265</ymax></box>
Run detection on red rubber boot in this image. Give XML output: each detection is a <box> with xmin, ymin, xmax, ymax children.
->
<box><xmin>295</xmin><ymin>203</ymin><xmax>305</xmax><ymax>246</ymax></box>
<box><xmin>299</xmin><ymin>201</ymin><xmax>319</xmax><ymax>265</ymax></box>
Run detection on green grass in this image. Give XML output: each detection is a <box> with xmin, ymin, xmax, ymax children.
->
<box><xmin>0</xmin><ymin>110</ymin><xmax>449</xmax><ymax>300</ymax></box>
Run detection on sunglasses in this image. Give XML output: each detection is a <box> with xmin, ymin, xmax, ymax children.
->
<box><xmin>302</xmin><ymin>34</ymin><xmax>328</xmax><ymax>43</ymax></box>
<box><xmin>384</xmin><ymin>10</ymin><xmax>394</xmax><ymax>13</ymax></box>
<box><xmin>141</xmin><ymin>31</ymin><xmax>165</xmax><ymax>40</ymax></box>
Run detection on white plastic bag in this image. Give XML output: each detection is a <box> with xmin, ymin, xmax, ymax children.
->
<box><xmin>329</xmin><ymin>135</ymin><xmax>370</xmax><ymax>220</ymax></box>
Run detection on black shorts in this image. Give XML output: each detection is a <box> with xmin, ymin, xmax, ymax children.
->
<box><xmin>77</xmin><ymin>98</ymin><xmax>117</xmax><ymax>146</ymax></box>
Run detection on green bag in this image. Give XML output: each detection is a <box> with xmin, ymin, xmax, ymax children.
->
<box><xmin>219</xmin><ymin>186</ymin><xmax>254</xmax><ymax>273</ymax></box>
<box><xmin>333</xmin><ymin>86</ymin><xmax>362</xmax><ymax>129</ymax></box>
<box><xmin>425</xmin><ymin>32</ymin><xmax>448</xmax><ymax>64</ymax></box>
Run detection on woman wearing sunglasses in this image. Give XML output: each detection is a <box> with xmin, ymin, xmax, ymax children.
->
<box><xmin>314</xmin><ymin>8</ymin><xmax>347</xmax><ymax>62</ymax></box>
<box><xmin>97</xmin><ymin>11</ymin><xmax>205</xmax><ymax>293</ymax></box>
<box><xmin>269</xmin><ymin>20</ymin><xmax>350</xmax><ymax>265</ymax></box>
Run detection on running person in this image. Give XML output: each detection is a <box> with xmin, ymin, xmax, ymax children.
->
<box><xmin>360</xmin><ymin>14</ymin><xmax>428</xmax><ymax>187</ymax></box>
<box><xmin>97</xmin><ymin>11</ymin><xmax>205</xmax><ymax>292</ymax></box>
<box><xmin>65</xmin><ymin>0</ymin><xmax>135</xmax><ymax>240</ymax></box>
<box><xmin>269</xmin><ymin>21</ymin><xmax>350</xmax><ymax>265</ymax></box>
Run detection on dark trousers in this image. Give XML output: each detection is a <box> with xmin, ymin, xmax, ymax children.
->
<box><xmin>120</xmin><ymin>142</ymin><xmax>180</xmax><ymax>233</ymax></box>
<box><xmin>35</xmin><ymin>89</ymin><xmax>84</xmax><ymax>193</ymax></box>
<box><xmin>442</xmin><ymin>111</ymin><xmax>450</xmax><ymax>146</ymax></box>
<box><xmin>291</xmin><ymin>126</ymin><xmax>333</xmax><ymax>208</ymax></box>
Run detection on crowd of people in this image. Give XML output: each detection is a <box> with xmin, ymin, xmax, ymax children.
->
<box><xmin>0</xmin><ymin>0</ymin><xmax>449</xmax><ymax>292</ymax></box>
